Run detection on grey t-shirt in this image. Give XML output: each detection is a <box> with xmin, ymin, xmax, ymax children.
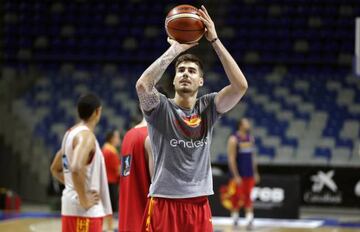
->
<box><xmin>144</xmin><ymin>92</ymin><xmax>221</xmax><ymax>198</ymax></box>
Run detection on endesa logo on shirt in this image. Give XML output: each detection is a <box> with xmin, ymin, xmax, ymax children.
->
<box><xmin>170</xmin><ymin>137</ymin><xmax>208</xmax><ymax>148</ymax></box>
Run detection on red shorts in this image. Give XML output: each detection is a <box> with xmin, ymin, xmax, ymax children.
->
<box><xmin>141</xmin><ymin>196</ymin><xmax>213</xmax><ymax>232</ymax></box>
<box><xmin>237</xmin><ymin>177</ymin><xmax>255</xmax><ymax>208</ymax></box>
<box><xmin>61</xmin><ymin>215</ymin><xmax>103</xmax><ymax>232</ymax></box>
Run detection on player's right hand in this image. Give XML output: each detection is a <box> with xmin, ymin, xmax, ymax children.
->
<box><xmin>80</xmin><ymin>190</ymin><xmax>100</xmax><ymax>210</ymax></box>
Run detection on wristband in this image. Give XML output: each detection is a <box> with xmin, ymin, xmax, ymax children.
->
<box><xmin>211</xmin><ymin>38</ymin><xmax>218</xmax><ymax>44</ymax></box>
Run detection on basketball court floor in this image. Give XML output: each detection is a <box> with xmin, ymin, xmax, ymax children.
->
<box><xmin>1</xmin><ymin>215</ymin><xmax>359</xmax><ymax>232</ymax></box>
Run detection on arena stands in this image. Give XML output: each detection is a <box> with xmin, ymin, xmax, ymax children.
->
<box><xmin>3</xmin><ymin>0</ymin><xmax>360</xmax><ymax>169</ymax></box>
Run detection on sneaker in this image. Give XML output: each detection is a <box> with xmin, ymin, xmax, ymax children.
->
<box><xmin>233</xmin><ymin>219</ymin><xmax>238</xmax><ymax>227</ymax></box>
<box><xmin>246</xmin><ymin>219</ymin><xmax>253</xmax><ymax>231</ymax></box>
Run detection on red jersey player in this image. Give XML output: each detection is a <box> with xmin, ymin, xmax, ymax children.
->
<box><xmin>118</xmin><ymin>118</ymin><xmax>153</xmax><ymax>232</ymax></box>
<box><xmin>102</xmin><ymin>130</ymin><xmax>121</xmax><ymax>231</ymax></box>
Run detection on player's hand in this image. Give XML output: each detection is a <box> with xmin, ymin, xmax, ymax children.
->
<box><xmin>167</xmin><ymin>37</ymin><xmax>198</xmax><ymax>53</ymax></box>
<box><xmin>255</xmin><ymin>173</ymin><xmax>260</xmax><ymax>184</ymax></box>
<box><xmin>234</xmin><ymin>176</ymin><xmax>242</xmax><ymax>185</ymax></box>
<box><xmin>198</xmin><ymin>5</ymin><xmax>218</xmax><ymax>42</ymax></box>
<box><xmin>80</xmin><ymin>190</ymin><xmax>100</xmax><ymax>210</ymax></box>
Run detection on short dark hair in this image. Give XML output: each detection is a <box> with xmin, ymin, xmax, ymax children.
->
<box><xmin>77</xmin><ymin>93</ymin><xmax>101</xmax><ymax>121</ymax></box>
<box><xmin>175</xmin><ymin>53</ymin><xmax>204</xmax><ymax>76</ymax></box>
<box><xmin>105</xmin><ymin>130</ymin><xmax>116</xmax><ymax>143</ymax></box>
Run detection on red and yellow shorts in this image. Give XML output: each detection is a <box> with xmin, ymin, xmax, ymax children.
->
<box><xmin>220</xmin><ymin>177</ymin><xmax>255</xmax><ymax>210</ymax></box>
<box><xmin>61</xmin><ymin>215</ymin><xmax>103</xmax><ymax>232</ymax></box>
<box><xmin>141</xmin><ymin>196</ymin><xmax>213</xmax><ymax>232</ymax></box>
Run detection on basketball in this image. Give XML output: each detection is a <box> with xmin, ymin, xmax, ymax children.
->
<box><xmin>165</xmin><ymin>4</ymin><xmax>205</xmax><ymax>44</ymax></box>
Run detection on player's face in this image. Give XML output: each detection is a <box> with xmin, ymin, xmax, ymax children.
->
<box><xmin>240</xmin><ymin>118</ymin><xmax>251</xmax><ymax>131</ymax></box>
<box><xmin>112</xmin><ymin>131</ymin><xmax>121</xmax><ymax>147</ymax></box>
<box><xmin>173</xmin><ymin>61</ymin><xmax>203</xmax><ymax>94</ymax></box>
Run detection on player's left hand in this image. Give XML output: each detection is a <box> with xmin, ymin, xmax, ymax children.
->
<box><xmin>167</xmin><ymin>37</ymin><xmax>198</xmax><ymax>53</ymax></box>
<box><xmin>198</xmin><ymin>5</ymin><xmax>218</xmax><ymax>42</ymax></box>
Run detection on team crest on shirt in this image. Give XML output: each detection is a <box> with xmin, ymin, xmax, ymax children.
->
<box><xmin>121</xmin><ymin>155</ymin><xmax>132</xmax><ymax>177</ymax></box>
<box><xmin>182</xmin><ymin>113</ymin><xmax>202</xmax><ymax>128</ymax></box>
<box><xmin>175</xmin><ymin>108</ymin><xmax>202</xmax><ymax>128</ymax></box>
<box><xmin>173</xmin><ymin>109</ymin><xmax>208</xmax><ymax>140</ymax></box>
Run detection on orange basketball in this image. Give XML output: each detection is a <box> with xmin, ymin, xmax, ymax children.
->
<box><xmin>165</xmin><ymin>4</ymin><xmax>205</xmax><ymax>44</ymax></box>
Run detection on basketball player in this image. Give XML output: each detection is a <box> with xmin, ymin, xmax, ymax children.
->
<box><xmin>50</xmin><ymin>93</ymin><xmax>112</xmax><ymax>232</ymax></box>
<box><xmin>102</xmin><ymin>130</ymin><xmax>121</xmax><ymax>232</ymax></box>
<box><xmin>118</xmin><ymin>117</ymin><xmax>153</xmax><ymax>232</ymax></box>
<box><xmin>227</xmin><ymin>118</ymin><xmax>260</xmax><ymax>230</ymax></box>
<box><xmin>136</xmin><ymin>5</ymin><xmax>248</xmax><ymax>231</ymax></box>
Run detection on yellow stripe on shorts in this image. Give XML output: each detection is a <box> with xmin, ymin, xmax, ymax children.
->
<box><xmin>145</xmin><ymin>197</ymin><xmax>155</xmax><ymax>232</ymax></box>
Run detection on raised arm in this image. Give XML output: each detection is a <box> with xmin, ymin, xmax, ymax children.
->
<box><xmin>227</xmin><ymin>135</ymin><xmax>242</xmax><ymax>184</ymax></box>
<box><xmin>199</xmin><ymin>6</ymin><xmax>248</xmax><ymax>114</ymax></box>
<box><xmin>135</xmin><ymin>39</ymin><xmax>197</xmax><ymax>112</ymax></box>
<box><xmin>71</xmin><ymin>131</ymin><xmax>99</xmax><ymax>209</ymax></box>
<box><xmin>50</xmin><ymin>149</ymin><xmax>65</xmax><ymax>184</ymax></box>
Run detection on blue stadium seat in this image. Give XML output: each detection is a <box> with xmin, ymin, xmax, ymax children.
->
<box><xmin>314</xmin><ymin>147</ymin><xmax>332</xmax><ymax>161</ymax></box>
<box><xmin>4</xmin><ymin>0</ymin><xmax>360</xmax><ymax>165</ymax></box>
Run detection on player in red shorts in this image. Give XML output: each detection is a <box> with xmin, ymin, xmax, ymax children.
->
<box><xmin>136</xmin><ymin>5</ymin><xmax>249</xmax><ymax>231</ymax></box>
<box><xmin>227</xmin><ymin>118</ymin><xmax>260</xmax><ymax>230</ymax></box>
<box><xmin>50</xmin><ymin>93</ymin><xmax>112</xmax><ymax>232</ymax></box>
<box><xmin>118</xmin><ymin>117</ymin><xmax>153</xmax><ymax>232</ymax></box>
<box><xmin>102</xmin><ymin>130</ymin><xmax>121</xmax><ymax>231</ymax></box>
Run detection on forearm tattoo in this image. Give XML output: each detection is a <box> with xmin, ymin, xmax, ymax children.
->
<box><xmin>138</xmin><ymin>45</ymin><xmax>181</xmax><ymax>111</ymax></box>
<box><xmin>138</xmin><ymin>86</ymin><xmax>160</xmax><ymax>112</ymax></box>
